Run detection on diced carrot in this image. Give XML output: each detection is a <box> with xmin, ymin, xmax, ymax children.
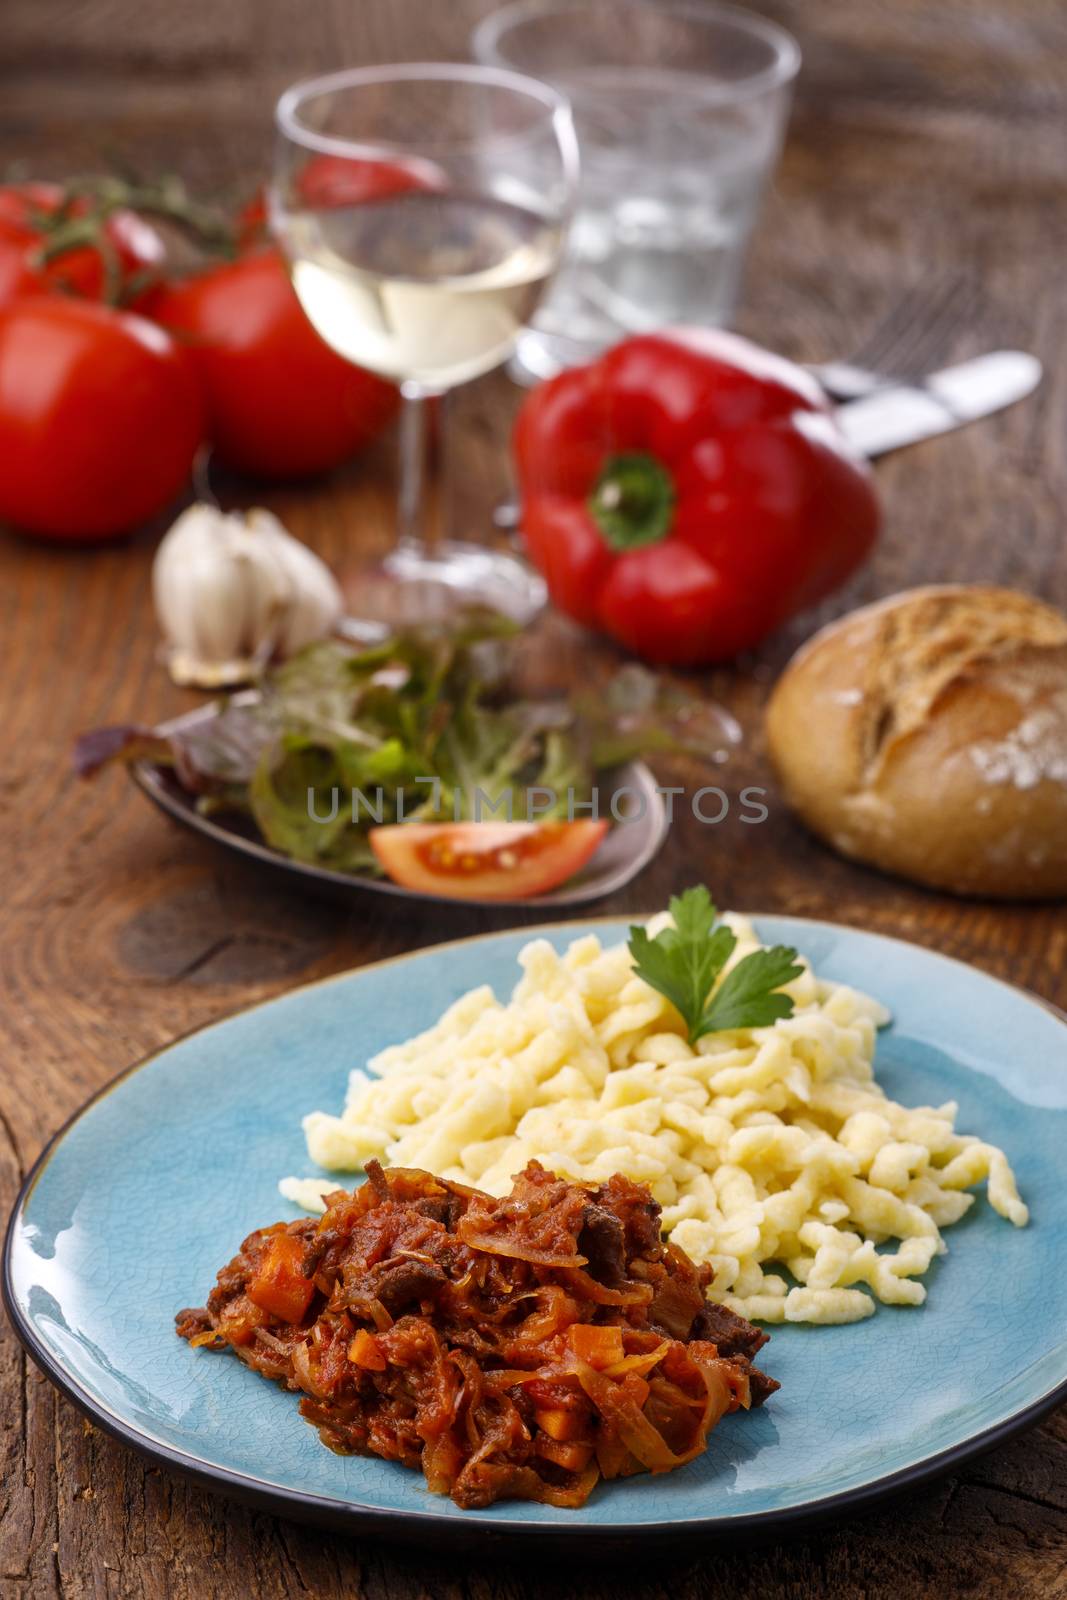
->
<box><xmin>246</xmin><ymin>1233</ymin><xmax>315</xmax><ymax>1323</ymax></box>
<box><xmin>348</xmin><ymin>1329</ymin><xmax>387</xmax><ymax>1371</ymax></box>
<box><xmin>218</xmin><ymin>1297</ymin><xmax>268</xmax><ymax>1346</ymax></box>
<box><xmin>619</xmin><ymin>1371</ymin><xmax>650</xmax><ymax>1408</ymax></box>
<box><xmin>536</xmin><ymin>1436</ymin><xmax>595</xmax><ymax>1472</ymax></box>
<box><xmin>567</xmin><ymin>1324</ymin><xmax>625</xmax><ymax>1368</ymax></box>
<box><xmin>534</xmin><ymin>1406</ymin><xmax>589</xmax><ymax>1442</ymax></box>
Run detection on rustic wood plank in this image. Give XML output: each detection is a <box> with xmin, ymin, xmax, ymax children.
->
<box><xmin>2</xmin><ymin>0</ymin><xmax>1066</xmax><ymax>1595</ymax></box>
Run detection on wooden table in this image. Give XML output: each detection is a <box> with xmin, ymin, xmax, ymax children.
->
<box><xmin>3</xmin><ymin>1</ymin><xmax>1066</xmax><ymax>1594</ymax></box>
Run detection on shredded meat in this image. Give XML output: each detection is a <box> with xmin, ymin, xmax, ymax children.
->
<box><xmin>176</xmin><ymin>1161</ymin><xmax>777</xmax><ymax>1510</ymax></box>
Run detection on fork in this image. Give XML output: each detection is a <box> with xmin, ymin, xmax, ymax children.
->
<box><xmin>808</xmin><ymin>268</ymin><xmax>983</xmax><ymax>400</ymax></box>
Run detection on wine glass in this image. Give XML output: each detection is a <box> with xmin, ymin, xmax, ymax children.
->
<box><xmin>271</xmin><ymin>63</ymin><xmax>579</xmax><ymax>624</ymax></box>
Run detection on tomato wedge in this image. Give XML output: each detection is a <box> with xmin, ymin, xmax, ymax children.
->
<box><xmin>369</xmin><ymin>820</ymin><xmax>609</xmax><ymax>901</ymax></box>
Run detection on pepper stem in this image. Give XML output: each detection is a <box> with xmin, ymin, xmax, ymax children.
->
<box><xmin>588</xmin><ymin>453</ymin><xmax>676</xmax><ymax>551</ymax></box>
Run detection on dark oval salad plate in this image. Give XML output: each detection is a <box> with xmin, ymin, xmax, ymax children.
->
<box><xmin>76</xmin><ymin>624</ymin><xmax>739</xmax><ymax>910</ymax></box>
<box><xmin>129</xmin><ymin>718</ymin><xmax>670</xmax><ymax>909</ymax></box>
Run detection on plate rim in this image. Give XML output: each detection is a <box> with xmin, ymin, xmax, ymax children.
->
<box><xmin>6</xmin><ymin>912</ymin><xmax>1067</xmax><ymax>1546</ymax></box>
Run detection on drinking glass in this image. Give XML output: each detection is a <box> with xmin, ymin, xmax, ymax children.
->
<box><xmin>272</xmin><ymin>64</ymin><xmax>579</xmax><ymax>621</ymax></box>
<box><xmin>473</xmin><ymin>0</ymin><xmax>800</xmax><ymax>382</ymax></box>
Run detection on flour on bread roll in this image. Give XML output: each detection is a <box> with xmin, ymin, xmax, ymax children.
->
<box><xmin>765</xmin><ymin>585</ymin><xmax>1067</xmax><ymax>898</ymax></box>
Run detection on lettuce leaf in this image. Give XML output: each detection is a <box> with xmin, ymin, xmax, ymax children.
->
<box><xmin>76</xmin><ymin>623</ymin><xmax>734</xmax><ymax>875</ymax></box>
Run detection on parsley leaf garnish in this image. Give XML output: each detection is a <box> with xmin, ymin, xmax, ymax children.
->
<box><xmin>628</xmin><ymin>886</ymin><xmax>803</xmax><ymax>1044</ymax></box>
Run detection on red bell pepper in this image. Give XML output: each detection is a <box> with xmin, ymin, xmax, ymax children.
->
<box><xmin>513</xmin><ymin>329</ymin><xmax>881</xmax><ymax>665</ymax></box>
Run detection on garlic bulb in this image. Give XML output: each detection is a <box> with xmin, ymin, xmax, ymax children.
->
<box><xmin>153</xmin><ymin>503</ymin><xmax>344</xmax><ymax>687</ymax></box>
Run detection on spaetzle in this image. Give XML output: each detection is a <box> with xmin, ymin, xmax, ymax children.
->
<box><xmin>280</xmin><ymin>911</ymin><xmax>1027</xmax><ymax>1324</ymax></box>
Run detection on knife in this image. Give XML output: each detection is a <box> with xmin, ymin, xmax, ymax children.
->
<box><xmin>832</xmin><ymin>350</ymin><xmax>1042</xmax><ymax>459</ymax></box>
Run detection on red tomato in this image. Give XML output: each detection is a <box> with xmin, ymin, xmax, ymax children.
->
<box><xmin>0</xmin><ymin>298</ymin><xmax>204</xmax><ymax>541</ymax></box>
<box><xmin>237</xmin><ymin>152</ymin><xmax>443</xmax><ymax>247</ymax></box>
<box><xmin>144</xmin><ymin>249</ymin><xmax>399</xmax><ymax>478</ymax></box>
<box><xmin>0</xmin><ymin>182</ymin><xmax>165</xmax><ymax>306</ymax></box>
<box><xmin>369</xmin><ymin>820</ymin><xmax>609</xmax><ymax>901</ymax></box>
<box><xmin>0</xmin><ymin>234</ymin><xmax>45</xmax><ymax>302</ymax></box>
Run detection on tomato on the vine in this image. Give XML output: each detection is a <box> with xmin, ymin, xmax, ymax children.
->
<box><xmin>144</xmin><ymin>248</ymin><xmax>399</xmax><ymax>479</ymax></box>
<box><xmin>0</xmin><ymin>182</ymin><xmax>165</xmax><ymax>306</ymax></box>
<box><xmin>0</xmin><ymin>298</ymin><xmax>203</xmax><ymax>541</ymax></box>
<box><xmin>236</xmin><ymin>152</ymin><xmax>443</xmax><ymax>247</ymax></box>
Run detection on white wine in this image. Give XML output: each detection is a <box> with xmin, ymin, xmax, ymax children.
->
<box><xmin>279</xmin><ymin>191</ymin><xmax>561</xmax><ymax>390</ymax></box>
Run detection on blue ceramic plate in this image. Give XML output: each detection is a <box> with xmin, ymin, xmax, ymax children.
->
<box><xmin>6</xmin><ymin>917</ymin><xmax>1067</xmax><ymax>1549</ymax></box>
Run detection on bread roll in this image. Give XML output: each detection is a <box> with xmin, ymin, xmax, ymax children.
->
<box><xmin>765</xmin><ymin>585</ymin><xmax>1067</xmax><ymax>899</ymax></box>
